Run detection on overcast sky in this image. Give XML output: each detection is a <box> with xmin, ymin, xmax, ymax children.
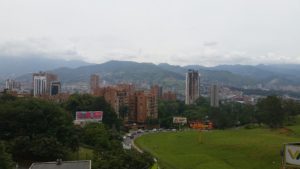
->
<box><xmin>0</xmin><ymin>0</ymin><xmax>299</xmax><ymax>66</ymax></box>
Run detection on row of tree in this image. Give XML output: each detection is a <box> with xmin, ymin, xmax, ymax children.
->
<box><xmin>158</xmin><ymin>96</ymin><xmax>300</xmax><ymax>129</ymax></box>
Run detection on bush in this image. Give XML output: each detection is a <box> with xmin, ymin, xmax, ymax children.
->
<box><xmin>244</xmin><ymin>123</ymin><xmax>260</xmax><ymax>129</ymax></box>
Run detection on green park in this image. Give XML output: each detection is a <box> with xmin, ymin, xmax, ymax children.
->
<box><xmin>136</xmin><ymin>125</ymin><xmax>300</xmax><ymax>169</ymax></box>
<box><xmin>134</xmin><ymin>95</ymin><xmax>300</xmax><ymax>168</ymax></box>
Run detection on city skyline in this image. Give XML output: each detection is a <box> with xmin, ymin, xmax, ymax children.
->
<box><xmin>1</xmin><ymin>1</ymin><xmax>300</xmax><ymax>169</ymax></box>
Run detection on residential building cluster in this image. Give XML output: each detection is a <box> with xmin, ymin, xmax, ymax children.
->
<box><xmin>89</xmin><ymin>74</ymin><xmax>179</xmax><ymax>127</ymax></box>
<box><xmin>219</xmin><ymin>87</ymin><xmax>260</xmax><ymax>105</ymax></box>
<box><xmin>2</xmin><ymin>79</ymin><xmax>31</xmax><ymax>97</ymax></box>
<box><xmin>1</xmin><ymin>69</ymin><xmax>269</xmax><ymax>119</ymax></box>
<box><xmin>33</xmin><ymin>72</ymin><xmax>60</xmax><ymax>97</ymax></box>
<box><xmin>32</xmin><ymin>72</ymin><xmax>70</xmax><ymax>102</ymax></box>
<box><xmin>5</xmin><ymin>79</ymin><xmax>21</xmax><ymax>91</ymax></box>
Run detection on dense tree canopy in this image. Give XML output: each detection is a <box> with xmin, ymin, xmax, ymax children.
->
<box><xmin>158</xmin><ymin>97</ymin><xmax>256</xmax><ymax>129</ymax></box>
<box><xmin>256</xmin><ymin>96</ymin><xmax>284</xmax><ymax>128</ymax></box>
<box><xmin>0</xmin><ymin>142</ymin><xmax>14</xmax><ymax>169</ymax></box>
<box><xmin>0</xmin><ymin>93</ymin><xmax>153</xmax><ymax>168</ymax></box>
<box><xmin>158</xmin><ymin>96</ymin><xmax>300</xmax><ymax>129</ymax></box>
<box><xmin>0</xmin><ymin>96</ymin><xmax>79</xmax><ymax>161</ymax></box>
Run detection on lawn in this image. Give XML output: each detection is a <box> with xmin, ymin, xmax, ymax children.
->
<box><xmin>67</xmin><ymin>146</ymin><xmax>93</xmax><ymax>161</ymax></box>
<box><xmin>151</xmin><ymin>162</ymin><xmax>159</xmax><ymax>169</ymax></box>
<box><xmin>135</xmin><ymin>128</ymin><xmax>300</xmax><ymax>169</ymax></box>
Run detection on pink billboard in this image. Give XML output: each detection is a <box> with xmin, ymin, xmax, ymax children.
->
<box><xmin>76</xmin><ymin>111</ymin><xmax>103</xmax><ymax>121</ymax></box>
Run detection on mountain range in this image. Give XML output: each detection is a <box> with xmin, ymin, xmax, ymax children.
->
<box><xmin>1</xmin><ymin>57</ymin><xmax>300</xmax><ymax>93</ymax></box>
<box><xmin>0</xmin><ymin>56</ymin><xmax>90</xmax><ymax>80</ymax></box>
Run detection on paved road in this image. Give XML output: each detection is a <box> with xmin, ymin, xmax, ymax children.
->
<box><xmin>122</xmin><ymin>129</ymin><xmax>177</xmax><ymax>151</ymax></box>
<box><xmin>122</xmin><ymin>129</ymin><xmax>170</xmax><ymax>169</ymax></box>
<box><xmin>122</xmin><ymin>130</ymin><xmax>145</xmax><ymax>151</ymax></box>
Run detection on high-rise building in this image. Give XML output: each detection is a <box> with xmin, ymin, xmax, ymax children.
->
<box><xmin>5</xmin><ymin>79</ymin><xmax>21</xmax><ymax>91</ymax></box>
<box><xmin>33</xmin><ymin>72</ymin><xmax>58</xmax><ymax>97</ymax></box>
<box><xmin>90</xmin><ymin>74</ymin><xmax>100</xmax><ymax>95</ymax></box>
<box><xmin>94</xmin><ymin>83</ymin><xmax>158</xmax><ymax>125</ymax></box>
<box><xmin>50</xmin><ymin>81</ymin><xmax>61</xmax><ymax>96</ymax></box>
<box><xmin>135</xmin><ymin>91</ymin><xmax>157</xmax><ymax>123</ymax></box>
<box><xmin>185</xmin><ymin>69</ymin><xmax>200</xmax><ymax>104</ymax></box>
<box><xmin>146</xmin><ymin>92</ymin><xmax>158</xmax><ymax>120</ymax></box>
<box><xmin>96</xmin><ymin>84</ymin><xmax>133</xmax><ymax>119</ymax></box>
<box><xmin>210</xmin><ymin>84</ymin><xmax>219</xmax><ymax>107</ymax></box>
<box><xmin>151</xmin><ymin>85</ymin><xmax>163</xmax><ymax>99</ymax></box>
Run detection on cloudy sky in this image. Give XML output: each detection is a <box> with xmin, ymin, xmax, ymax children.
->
<box><xmin>0</xmin><ymin>0</ymin><xmax>299</xmax><ymax>66</ymax></box>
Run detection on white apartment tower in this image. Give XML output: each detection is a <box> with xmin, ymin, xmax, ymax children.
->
<box><xmin>33</xmin><ymin>72</ymin><xmax>58</xmax><ymax>97</ymax></box>
<box><xmin>5</xmin><ymin>79</ymin><xmax>21</xmax><ymax>90</ymax></box>
<box><xmin>185</xmin><ymin>69</ymin><xmax>200</xmax><ymax>105</ymax></box>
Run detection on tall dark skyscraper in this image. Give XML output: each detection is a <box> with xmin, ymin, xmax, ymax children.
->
<box><xmin>50</xmin><ymin>81</ymin><xmax>61</xmax><ymax>96</ymax></box>
<box><xmin>210</xmin><ymin>84</ymin><xmax>219</xmax><ymax>107</ymax></box>
<box><xmin>185</xmin><ymin>69</ymin><xmax>200</xmax><ymax>105</ymax></box>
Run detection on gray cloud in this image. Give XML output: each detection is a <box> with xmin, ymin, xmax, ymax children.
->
<box><xmin>0</xmin><ymin>39</ymin><xmax>83</xmax><ymax>60</ymax></box>
<box><xmin>0</xmin><ymin>0</ymin><xmax>299</xmax><ymax>66</ymax></box>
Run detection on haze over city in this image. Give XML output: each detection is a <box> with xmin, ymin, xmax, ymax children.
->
<box><xmin>0</xmin><ymin>0</ymin><xmax>299</xmax><ymax>66</ymax></box>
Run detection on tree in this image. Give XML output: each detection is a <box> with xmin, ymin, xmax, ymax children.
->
<box><xmin>0</xmin><ymin>97</ymin><xmax>79</xmax><ymax>161</ymax></box>
<box><xmin>81</xmin><ymin>123</ymin><xmax>153</xmax><ymax>169</ymax></box>
<box><xmin>282</xmin><ymin>99</ymin><xmax>300</xmax><ymax>125</ymax></box>
<box><xmin>257</xmin><ymin>96</ymin><xmax>284</xmax><ymax>128</ymax></box>
<box><xmin>81</xmin><ymin>123</ymin><xmax>112</xmax><ymax>149</ymax></box>
<box><xmin>158</xmin><ymin>100</ymin><xmax>182</xmax><ymax>128</ymax></box>
<box><xmin>0</xmin><ymin>93</ymin><xmax>16</xmax><ymax>103</ymax></box>
<box><xmin>0</xmin><ymin>142</ymin><xmax>14</xmax><ymax>169</ymax></box>
<box><xmin>64</xmin><ymin>94</ymin><xmax>121</xmax><ymax>129</ymax></box>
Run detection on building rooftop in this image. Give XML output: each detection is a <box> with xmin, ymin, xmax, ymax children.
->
<box><xmin>29</xmin><ymin>160</ymin><xmax>91</xmax><ymax>169</ymax></box>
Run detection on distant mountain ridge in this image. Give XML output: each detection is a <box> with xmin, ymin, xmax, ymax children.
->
<box><xmin>0</xmin><ymin>56</ymin><xmax>91</xmax><ymax>80</ymax></box>
<box><xmin>11</xmin><ymin>60</ymin><xmax>300</xmax><ymax>93</ymax></box>
<box><xmin>210</xmin><ymin>64</ymin><xmax>300</xmax><ymax>86</ymax></box>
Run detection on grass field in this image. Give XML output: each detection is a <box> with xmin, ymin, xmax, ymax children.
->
<box><xmin>135</xmin><ymin>127</ymin><xmax>300</xmax><ymax>169</ymax></box>
<box><xmin>67</xmin><ymin>146</ymin><xmax>93</xmax><ymax>161</ymax></box>
<box><xmin>151</xmin><ymin>162</ymin><xmax>159</xmax><ymax>169</ymax></box>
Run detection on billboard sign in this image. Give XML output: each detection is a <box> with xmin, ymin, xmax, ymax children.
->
<box><xmin>283</xmin><ymin>143</ymin><xmax>300</xmax><ymax>168</ymax></box>
<box><xmin>173</xmin><ymin>117</ymin><xmax>187</xmax><ymax>124</ymax></box>
<box><xmin>76</xmin><ymin>111</ymin><xmax>103</xmax><ymax>122</ymax></box>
